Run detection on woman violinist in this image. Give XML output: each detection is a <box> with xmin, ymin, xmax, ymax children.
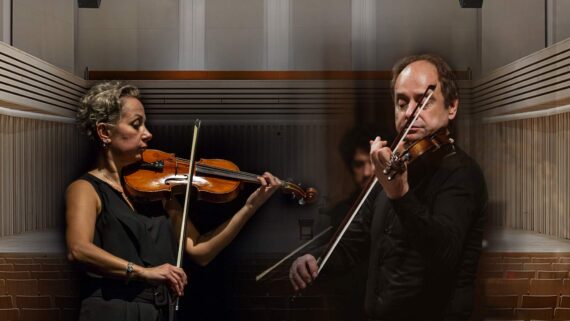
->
<box><xmin>65</xmin><ymin>81</ymin><xmax>280</xmax><ymax>321</ymax></box>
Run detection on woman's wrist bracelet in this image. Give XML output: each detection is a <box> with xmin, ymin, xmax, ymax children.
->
<box><xmin>125</xmin><ymin>261</ymin><xmax>134</xmax><ymax>283</ymax></box>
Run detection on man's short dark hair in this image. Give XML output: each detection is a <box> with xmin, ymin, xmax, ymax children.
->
<box><xmin>338</xmin><ymin>126</ymin><xmax>373</xmax><ymax>170</ymax></box>
<box><xmin>390</xmin><ymin>54</ymin><xmax>459</xmax><ymax>109</ymax></box>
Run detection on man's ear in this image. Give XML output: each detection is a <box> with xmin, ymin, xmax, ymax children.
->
<box><xmin>448</xmin><ymin>99</ymin><xmax>459</xmax><ymax>120</ymax></box>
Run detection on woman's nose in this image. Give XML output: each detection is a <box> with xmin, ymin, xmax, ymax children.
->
<box><xmin>143</xmin><ymin>127</ymin><xmax>153</xmax><ymax>142</ymax></box>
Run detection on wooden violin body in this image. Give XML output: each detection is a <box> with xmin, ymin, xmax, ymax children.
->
<box><xmin>384</xmin><ymin>128</ymin><xmax>454</xmax><ymax>180</ymax></box>
<box><xmin>122</xmin><ymin>149</ymin><xmax>318</xmax><ymax>205</ymax></box>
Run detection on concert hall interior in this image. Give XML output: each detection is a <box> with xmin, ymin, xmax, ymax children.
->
<box><xmin>1</xmin><ymin>1</ymin><xmax>570</xmax><ymax>320</ymax></box>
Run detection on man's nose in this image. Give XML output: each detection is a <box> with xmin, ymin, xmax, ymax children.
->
<box><xmin>405</xmin><ymin>101</ymin><xmax>417</xmax><ymax>119</ymax></box>
<box><xmin>363</xmin><ymin>161</ymin><xmax>373</xmax><ymax>177</ymax></box>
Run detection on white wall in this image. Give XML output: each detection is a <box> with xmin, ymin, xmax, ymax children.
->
<box><xmin>291</xmin><ymin>0</ymin><xmax>352</xmax><ymax>70</ymax></box>
<box><xmin>376</xmin><ymin>0</ymin><xmax>479</xmax><ymax>71</ymax></box>
<box><xmin>12</xmin><ymin>0</ymin><xmax>75</xmax><ymax>73</ymax></box>
<box><xmin>205</xmin><ymin>0</ymin><xmax>264</xmax><ymax>70</ymax></box>
<box><xmin>481</xmin><ymin>0</ymin><xmax>545</xmax><ymax>75</ymax></box>
<box><xmin>1</xmin><ymin>0</ymin><xmax>11</xmax><ymax>44</ymax></box>
<box><xmin>552</xmin><ymin>0</ymin><xmax>570</xmax><ymax>43</ymax></box>
<box><xmin>76</xmin><ymin>0</ymin><xmax>179</xmax><ymax>72</ymax></box>
<box><xmin>72</xmin><ymin>0</ymin><xmax>570</xmax><ymax>74</ymax></box>
<box><xmin>0</xmin><ymin>0</ymin><xmax>4</xmax><ymax>42</ymax></box>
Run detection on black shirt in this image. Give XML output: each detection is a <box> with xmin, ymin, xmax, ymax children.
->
<box><xmin>320</xmin><ymin>146</ymin><xmax>487</xmax><ymax>321</ymax></box>
<box><xmin>77</xmin><ymin>174</ymin><xmax>177</xmax><ymax>321</ymax></box>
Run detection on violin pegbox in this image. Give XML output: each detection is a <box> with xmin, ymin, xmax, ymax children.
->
<box><xmin>383</xmin><ymin>152</ymin><xmax>409</xmax><ymax>181</ymax></box>
<box><xmin>281</xmin><ymin>179</ymin><xmax>318</xmax><ymax>206</ymax></box>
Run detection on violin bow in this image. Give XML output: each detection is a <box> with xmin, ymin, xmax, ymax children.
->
<box><xmin>316</xmin><ymin>84</ymin><xmax>436</xmax><ymax>275</ymax></box>
<box><xmin>391</xmin><ymin>84</ymin><xmax>436</xmax><ymax>152</ymax></box>
<box><xmin>175</xmin><ymin>119</ymin><xmax>201</xmax><ymax>310</ymax></box>
<box><xmin>255</xmin><ymin>226</ymin><xmax>333</xmax><ymax>282</ymax></box>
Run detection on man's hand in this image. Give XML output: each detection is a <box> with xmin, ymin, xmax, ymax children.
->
<box><xmin>370</xmin><ymin>136</ymin><xmax>409</xmax><ymax>199</ymax></box>
<box><xmin>289</xmin><ymin>254</ymin><xmax>318</xmax><ymax>291</ymax></box>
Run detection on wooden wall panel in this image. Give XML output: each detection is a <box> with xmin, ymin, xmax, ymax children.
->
<box><xmin>0</xmin><ymin>114</ymin><xmax>89</xmax><ymax>237</ymax></box>
<box><xmin>0</xmin><ymin>42</ymin><xmax>87</xmax><ymax>117</ymax></box>
<box><xmin>472</xmin><ymin>113</ymin><xmax>570</xmax><ymax>239</ymax></box>
<box><xmin>469</xmin><ymin>38</ymin><xmax>570</xmax><ymax>240</ymax></box>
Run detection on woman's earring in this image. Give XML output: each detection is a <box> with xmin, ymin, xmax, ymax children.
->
<box><xmin>102</xmin><ymin>139</ymin><xmax>110</xmax><ymax>149</ymax></box>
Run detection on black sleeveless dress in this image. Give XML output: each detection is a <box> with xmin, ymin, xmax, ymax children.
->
<box><xmin>77</xmin><ymin>173</ymin><xmax>177</xmax><ymax>321</ymax></box>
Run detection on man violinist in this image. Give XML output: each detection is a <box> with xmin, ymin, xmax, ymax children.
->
<box><xmin>289</xmin><ymin>54</ymin><xmax>488</xmax><ymax>321</ymax></box>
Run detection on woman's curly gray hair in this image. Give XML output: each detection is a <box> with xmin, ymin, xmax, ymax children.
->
<box><xmin>77</xmin><ymin>81</ymin><xmax>140</xmax><ymax>141</ymax></box>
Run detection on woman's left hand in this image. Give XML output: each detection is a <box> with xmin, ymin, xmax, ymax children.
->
<box><xmin>245</xmin><ymin>172</ymin><xmax>281</xmax><ymax>211</ymax></box>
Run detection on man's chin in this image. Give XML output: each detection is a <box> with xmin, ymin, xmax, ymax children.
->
<box><xmin>404</xmin><ymin>134</ymin><xmax>422</xmax><ymax>142</ymax></box>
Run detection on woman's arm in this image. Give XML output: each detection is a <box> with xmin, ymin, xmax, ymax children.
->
<box><xmin>66</xmin><ymin>179</ymin><xmax>187</xmax><ymax>295</ymax></box>
<box><xmin>164</xmin><ymin>173</ymin><xmax>280</xmax><ymax>266</ymax></box>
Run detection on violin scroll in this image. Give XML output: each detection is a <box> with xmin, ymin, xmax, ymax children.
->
<box><xmin>281</xmin><ymin>180</ymin><xmax>318</xmax><ymax>205</ymax></box>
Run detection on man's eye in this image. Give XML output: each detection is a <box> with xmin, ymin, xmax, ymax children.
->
<box><xmin>352</xmin><ymin>160</ymin><xmax>366</xmax><ymax>168</ymax></box>
<box><xmin>422</xmin><ymin>99</ymin><xmax>434</xmax><ymax>109</ymax></box>
<box><xmin>397</xmin><ymin>101</ymin><xmax>408</xmax><ymax>109</ymax></box>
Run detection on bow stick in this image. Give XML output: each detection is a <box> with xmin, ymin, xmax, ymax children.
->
<box><xmin>317</xmin><ymin>85</ymin><xmax>436</xmax><ymax>275</ymax></box>
<box><xmin>175</xmin><ymin>119</ymin><xmax>201</xmax><ymax>310</ymax></box>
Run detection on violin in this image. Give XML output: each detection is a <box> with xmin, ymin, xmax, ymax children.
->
<box><xmin>382</xmin><ymin>128</ymin><xmax>454</xmax><ymax>180</ymax></box>
<box><xmin>122</xmin><ymin>149</ymin><xmax>318</xmax><ymax>205</ymax></box>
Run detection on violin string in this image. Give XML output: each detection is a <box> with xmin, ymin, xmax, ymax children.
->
<box><xmin>174</xmin><ymin>157</ymin><xmax>260</xmax><ymax>180</ymax></box>
<box><xmin>197</xmin><ymin>164</ymin><xmax>260</xmax><ymax>183</ymax></box>
<box><xmin>201</xmin><ymin>164</ymin><xmax>259</xmax><ymax>180</ymax></box>
<box><xmin>173</xmin><ymin>158</ymin><xmax>303</xmax><ymax>195</ymax></box>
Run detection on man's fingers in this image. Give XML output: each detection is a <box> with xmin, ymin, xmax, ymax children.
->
<box><xmin>306</xmin><ymin>258</ymin><xmax>319</xmax><ymax>279</ymax></box>
<box><xmin>296</xmin><ymin>261</ymin><xmax>313</xmax><ymax>284</ymax></box>
<box><xmin>291</xmin><ymin>266</ymin><xmax>307</xmax><ymax>290</ymax></box>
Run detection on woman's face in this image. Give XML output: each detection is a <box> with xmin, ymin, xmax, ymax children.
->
<box><xmin>107</xmin><ymin>97</ymin><xmax>152</xmax><ymax>165</ymax></box>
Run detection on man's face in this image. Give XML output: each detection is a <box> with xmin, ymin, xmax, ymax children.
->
<box><xmin>393</xmin><ymin>60</ymin><xmax>458</xmax><ymax>142</ymax></box>
<box><xmin>352</xmin><ymin>148</ymin><xmax>372</xmax><ymax>191</ymax></box>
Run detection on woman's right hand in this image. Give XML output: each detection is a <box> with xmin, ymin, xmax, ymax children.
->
<box><xmin>139</xmin><ymin>263</ymin><xmax>187</xmax><ymax>297</ymax></box>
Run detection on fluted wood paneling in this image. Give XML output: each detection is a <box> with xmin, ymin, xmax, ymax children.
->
<box><xmin>469</xmin><ymin>38</ymin><xmax>570</xmax><ymax>240</ymax></box>
<box><xmin>0</xmin><ymin>114</ymin><xmax>89</xmax><ymax>237</ymax></box>
<box><xmin>471</xmin><ymin>38</ymin><xmax>570</xmax><ymax>117</ymax></box>
<box><xmin>0</xmin><ymin>42</ymin><xmax>90</xmax><ymax>238</ymax></box>
<box><xmin>472</xmin><ymin>112</ymin><xmax>570</xmax><ymax>239</ymax></box>
<box><xmin>0</xmin><ymin>42</ymin><xmax>87</xmax><ymax>117</ymax></box>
